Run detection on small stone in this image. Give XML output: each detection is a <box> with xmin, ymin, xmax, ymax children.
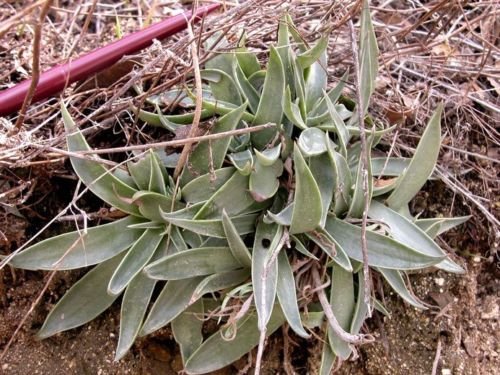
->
<box><xmin>442</xmin><ymin>369</ymin><xmax>452</xmax><ymax>375</ymax></box>
<box><xmin>435</xmin><ymin>277</ymin><xmax>445</xmax><ymax>286</ymax></box>
<box><xmin>473</xmin><ymin>256</ymin><xmax>481</xmax><ymax>263</ymax></box>
<box><xmin>2</xmin><ymin>364</ymin><xmax>9</xmax><ymax>370</ymax></box>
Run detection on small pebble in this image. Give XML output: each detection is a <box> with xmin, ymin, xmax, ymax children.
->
<box><xmin>435</xmin><ymin>277</ymin><xmax>445</xmax><ymax>286</ymax></box>
<box><xmin>442</xmin><ymin>369</ymin><xmax>452</xmax><ymax>375</ymax></box>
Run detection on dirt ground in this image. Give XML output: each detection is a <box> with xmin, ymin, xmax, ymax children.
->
<box><xmin>1</xmin><ymin>1</ymin><xmax>499</xmax><ymax>374</ymax></box>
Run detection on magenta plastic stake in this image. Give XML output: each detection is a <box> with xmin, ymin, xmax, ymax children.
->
<box><xmin>0</xmin><ymin>3</ymin><xmax>220</xmax><ymax>117</ymax></box>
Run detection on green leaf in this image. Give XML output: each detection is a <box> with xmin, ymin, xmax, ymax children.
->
<box><xmin>172</xmin><ymin>300</ymin><xmax>204</xmax><ymax>364</ymax></box>
<box><xmin>195</xmin><ymin>170</ymin><xmax>256</xmax><ymax>219</ymax></box>
<box><xmin>108</xmin><ymin>228</ymin><xmax>163</xmax><ymax>295</ymax></box>
<box><xmin>229</xmin><ymin>150</ymin><xmax>254</xmax><ymax>175</ymax></box>
<box><xmin>37</xmin><ymin>253</ymin><xmax>124</xmax><ymax>339</ymax></box>
<box><xmin>320</xmin><ymin>339</ymin><xmax>337</xmax><ymax>375</ymax></box>
<box><xmin>386</xmin><ymin>104</ymin><xmax>442</xmax><ymax>209</ymax></box>
<box><xmin>160</xmin><ymin>212</ymin><xmax>258</xmax><ymax>238</ymax></box>
<box><xmin>291</xmin><ymin>235</ymin><xmax>318</xmax><ymax>260</ymax></box>
<box><xmin>252</xmin><ymin>221</ymin><xmax>281</xmax><ymax>330</ymax></box>
<box><xmin>115</xmin><ymin>270</ymin><xmax>157</xmax><ymax>360</ymax></box>
<box><xmin>328</xmin><ymin>264</ymin><xmax>354</xmax><ymax>359</ymax></box>
<box><xmin>128</xmin><ymin>154</ymin><xmax>152</xmax><ymax>190</ymax></box>
<box><xmin>137</xmin><ymin>107</ymin><xmax>214</xmax><ymax>126</ymax></box>
<box><xmin>265</xmin><ymin>203</ymin><xmax>293</xmax><ymax>226</ymax></box>
<box><xmin>297</xmin><ymin>36</ymin><xmax>328</xmax><ymax>69</ymax></box>
<box><xmin>371</xmin><ymin>157</ymin><xmax>411</xmax><ymax>176</ymax></box>
<box><xmin>277</xmin><ymin>251</ymin><xmax>309</xmax><ymax>338</ymax></box>
<box><xmin>252</xmin><ymin>46</ymin><xmax>285</xmax><ymax>149</ymax></box>
<box><xmin>140</xmin><ymin>277</ymin><xmax>204</xmax><ymax>336</ymax></box>
<box><xmin>350</xmin><ymin>271</ymin><xmax>368</xmax><ymax>334</ymax></box>
<box><xmin>254</xmin><ymin>144</ymin><xmax>281</xmax><ymax>166</ymax></box>
<box><xmin>290</xmin><ymin>145</ymin><xmax>322</xmax><ymax>234</ymax></box>
<box><xmin>180</xmin><ymin>102</ymin><xmax>248</xmax><ymax>185</ymax></box>
<box><xmin>368</xmin><ymin>200</ymin><xmax>464</xmax><ymax>273</ymax></box>
<box><xmin>236</xmin><ymin>35</ymin><xmax>261</xmax><ymax>78</ymax></box>
<box><xmin>184</xmin><ymin>307</ymin><xmax>285</xmax><ymax>374</ymax></box>
<box><xmin>148</xmin><ymin>150</ymin><xmax>167</xmax><ymax>194</ymax></box>
<box><xmin>304</xmin><ymin>48</ymin><xmax>328</xmax><ymax>112</ymax></box>
<box><xmin>309</xmin><ymin>151</ymin><xmax>334</xmax><ymax>227</ymax></box>
<box><xmin>132</xmin><ymin>190</ymin><xmax>179</xmax><ymax>222</ymax></box>
<box><xmin>145</xmin><ymin>247</ymin><xmax>242</xmax><ymax>280</ymax></box>
<box><xmin>222</xmin><ymin>210</ymin><xmax>252</xmax><ymax>267</ymax></box>
<box><xmin>348</xmin><ymin>135</ymin><xmax>373</xmax><ymax>218</ymax></box>
<box><xmin>249</xmin><ymin>159</ymin><xmax>283</xmax><ymax>202</ymax></box>
<box><xmin>358</xmin><ymin>0</ymin><xmax>379</xmax><ymax>116</ymax></box>
<box><xmin>182</xmin><ymin>167</ymin><xmax>235</xmax><ymax>204</ymax></box>
<box><xmin>327</xmin><ymin>143</ymin><xmax>352</xmax><ymax>216</ymax></box>
<box><xmin>61</xmin><ymin>102</ymin><xmax>140</xmax><ymax>216</ymax></box>
<box><xmin>9</xmin><ymin>216</ymin><xmax>142</xmax><ymax>270</ymax></box>
<box><xmin>234</xmin><ymin>62</ymin><xmax>260</xmax><ymax>113</ymax></box>
<box><xmin>307</xmin><ymin>229</ymin><xmax>352</xmax><ymax>272</ymax></box>
<box><xmin>283</xmin><ymin>86</ymin><xmax>307</xmax><ymax>129</ymax></box>
<box><xmin>205</xmin><ymin>33</ymin><xmax>237</xmax><ymax>79</ymax></box>
<box><xmin>200</xmin><ymin>69</ymin><xmax>242</xmax><ymax>105</ymax></box>
<box><xmin>310</xmin><ymin>71</ymin><xmax>348</xmax><ymax>117</ymax></box>
<box><xmin>191</xmin><ymin>269</ymin><xmax>250</xmax><ymax>302</ymax></box>
<box><xmin>415</xmin><ymin>216</ymin><xmax>470</xmax><ymax>238</ymax></box>
<box><xmin>324</xmin><ymin>92</ymin><xmax>349</xmax><ymax>157</ymax></box>
<box><xmin>377</xmin><ymin>268</ymin><xmax>427</xmax><ymax>309</ymax></box>
<box><xmin>248</xmin><ymin>69</ymin><xmax>266</xmax><ymax>91</ymax></box>
<box><xmin>298</xmin><ymin>127</ymin><xmax>328</xmax><ymax>156</ymax></box>
<box><xmin>325</xmin><ymin>217</ymin><xmax>444</xmax><ymax>270</ymax></box>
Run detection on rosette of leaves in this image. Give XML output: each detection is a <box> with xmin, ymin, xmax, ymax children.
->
<box><xmin>8</xmin><ymin>4</ymin><xmax>469</xmax><ymax>374</ymax></box>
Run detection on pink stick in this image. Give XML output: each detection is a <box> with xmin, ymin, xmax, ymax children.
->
<box><xmin>0</xmin><ymin>4</ymin><xmax>219</xmax><ymax>117</ymax></box>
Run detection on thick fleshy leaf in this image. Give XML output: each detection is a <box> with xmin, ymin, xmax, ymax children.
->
<box><xmin>277</xmin><ymin>16</ymin><xmax>295</xmax><ymax>98</ymax></box>
<box><xmin>108</xmin><ymin>228</ymin><xmax>164</xmax><ymax>295</ymax></box>
<box><xmin>61</xmin><ymin>103</ymin><xmax>140</xmax><ymax>216</ymax></box>
<box><xmin>115</xmin><ymin>270</ymin><xmax>157</xmax><ymax>360</ymax></box>
<box><xmin>9</xmin><ymin>216</ymin><xmax>142</xmax><ymax>270</ymax></box>
<box><xmin>128</xmin><ymin>154</ymin><xmax>153</xmax><ymax>190</ymax></box>
<box><xmin>140</xmin><ymin>277</ymin><xmax>204</xmax><ymax>336</ymax></box>
<box><xmin>229</xmin><ymin>150</ymin><xmax>254</xmax><ymax>175</ymax></box>
<box><xmin>145</xmin><ymin>247</ymin><xmax>242</xmax><ymax>280</ymax></box>
<box><xmin>298</xmin><ymin>127</ymin><xmax>328</xmax><ymax>156</ymax></box>
<box><xmin>252</xmin><ymin>46</ymin><xmax>285</xmax><ymax>149</ymax></box>
<box><xmin>180</xmin><ymin>102</ymin><xmax>248</xmax><ymax>185</ymax></box>
<box><xmin>255</xmin><ymin>144</ymin><xmax>281</xmax><ymax>166</ymax></box>
<box><xmin>182</xmin><ymin>167</ymin><xmax>235</xmax><ymax>204</ymax></box>
<box><xmin>236</xmin><ymin>35</ymin><xmax>261</xmax><ymax>78</ymax></box>
<box><xmin>191</xmin><ymin>269</ymin><xmax>250</xmax><ymax>302</ymax></box>
<box><xmin>283</xmin><ymin>86</ymin><xmax>307</xmax><ymax>129</ymax></box>
<box><xmin>320</xmin><ymin>340</ymin><xmax>336</xmax><ymax>375</ymax></box>
<box><xmin>327</xmin><ymin>142</ymin><xmax>352</xmax><ymax>216</ymax></box>
<box><xmin>309</xmin><ymin>151</ymin><xmax>335</xmax><ymax>227</ymax></box>
<box><xmin>161</xmin><ymin>211</ymin><xmax>258</xmax><ymax>238</ymax></box>
<box><xmin>350</xmin><ymin>271</ymin><xmax>368</xmax><ymax>334</ymax></box>
<box><xmin>195</xmin><ymin>171</ymin><xmax>256</xmax><ymax>219</ymax></box>
<box><xmin>37</xmin><ymin>253</ymin><xmax>124</xmax><ymax>339</ymax></box>
<box><xmin>290</xmin><ymin>145</ymin><xmax>322</xmax><ymax>234</ymax></box>
<box><xmin>415</xmin><ymin>216</ymin><xmax>470</xmax><ymax>238</ymax></box>
<box><xmin>328</xmin><ymin>264</ymin><xmax>354</xmax><ymax>359</ymax></box>
<box><xmin>325</xmin><ymin>217</ymin><xmax>444</xmax><ymax>269</ymax></box>
<box><xmin>377</xmin><ymin>268</ymin><xmax>427</xmax><ymax>309</ymax></box>
<box><xmin>357</xmin><ymin>0</ymin><xmax>379</xmax><ymax>116</ymax></box>
<box><xmin>234</xmin><ymin>62</ymin><xmax>260</xmax><ymax>113</ymax></box>
<box><xmin>252</xmin><ymin>221</ymin><xmax>281</xmax><ymax>330</ymax></box>
<box><xmin>371</xmin><ymin>157</ymin><xmax>411</xmax><ymax>177</ymax></box>
<box><xmin>248</xmin><ymin>69</ymin><xmax>266</xmax><ymax>91</ymax></box>
<box><xmin>348</xmin><ymin>135</ymin><xmax>373</xmax><ymax>218</ymax></box>
<box><xmin>249</xmin><ymin>159</ymin><xmax>283</xmax><ymax>202</ymax></box>
<box><xmin>222</xmin><ymin>210</ymin><xmax>252</xmax><ymax>267</ymax></box>
<box><xmin>200</xmin><ymin>69</ymin><xmax>242</xmax><ymax>105</ymax></box>
<box><xmin>277</xmin><ymin>251</ymin><xmax>309</xmax><ymax>338</ymax></box>
<box><xmin>172</xmin><ymin>300</ymin><xmax>204</xmax><ymax>364</ymax></box>
<box><xmin>307</xmin><ymin>103</ymin><xmax>351</xmax><ymax>127</ymax></box>
<box><xmin>368</xmin><ymin>200</ymin><xmax>464</xmax><ymax>273</ymax></box>
<box><xmin>184</xmin><ymin>307</ymin><xmax>285</xmax><ymax>374</ymax></box>
<box><xmin>310</xmin><ymin>71</ymin><xmax>348</xmax><ymax>117</ymax></box>
<box><xmin>132</xmin><ymin>190</ymin><xmax>179</xmax><ymax>222</ymax></box>
<box><xmin>306</xmin><ymin>229</ymin><xmax>352</xmax><ymax>272</ymax></box>
<box><xmin>324</xmin><ymin>92</ymin><xmax>349</xmax><ymax>157</ymax></box>
<box><xmin>137</xmin><ymin>107</ymin><xmax>214</xmax><ymax>126</ymax></box>
<box><xmin>304</xmin><ymin>48</ymin><xmax>327</xmax><ymax>112</ymax></box>
<box><xmin>265</xmin><ymin>203</ymin><xmax>293</xmax><ymax>226</ymax></box>
<box><xmin>291</xmin><ymin>234</ymin><xmax>318</xmax><ymax>260</ymax></box>
<box><xmin>297</xmin><ymin>37</ymin><xmax>328</xmax><ymax>69</ymax></box>
<box><xmin>148</xmin><ymin>150</ymin><xmax>168</xmax><ymax>194</ymax></box>
<box><xmin>386</xmin><ymin>104</ymin><xmax>442</xmax><ymax>209</ymax></box>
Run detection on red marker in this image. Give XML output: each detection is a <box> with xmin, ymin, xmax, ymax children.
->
<box><xmin>0</xmin><ymin>4</ymin><xmax>220</xmax><ymax>117</ymax></box>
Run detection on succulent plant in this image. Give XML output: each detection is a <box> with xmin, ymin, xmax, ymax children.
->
<box><xmin>7</xmin><ymin>4</ymin><xmax>469</xmax><ymax>374</ymax></box>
